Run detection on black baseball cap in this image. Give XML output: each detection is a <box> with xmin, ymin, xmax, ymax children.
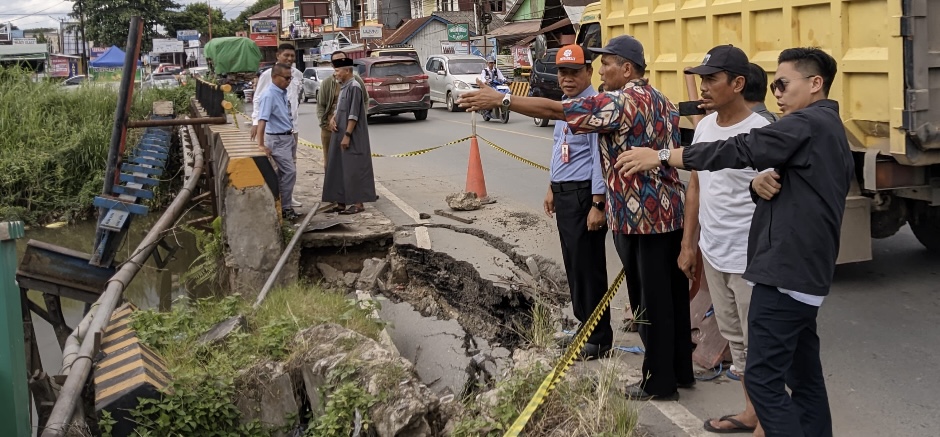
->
<box><xmin>686</xmin><ymin>45</ymin><xmax>749</xmax><ymax>76</ymax></box>
<box><xmin>590</xmin><ymin>35</ymin><xmax>646</xmax><ymax>69</ymax></box>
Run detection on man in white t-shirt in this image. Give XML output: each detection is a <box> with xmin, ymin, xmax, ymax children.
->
<box><xmin>681</xmin><ymin>45</ymin><xmax>772</xmax><ymax>435</ymax></box>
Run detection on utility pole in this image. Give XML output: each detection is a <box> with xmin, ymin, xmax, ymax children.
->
<box><xmin>77</xmin><ymin>0</ymin><xmax>88</xmax><ymax>75</ymax></box>
<box><xmin>207</xmin><ymin>1</ymin><xmax>213</xmax><ymax>39</ymax></box>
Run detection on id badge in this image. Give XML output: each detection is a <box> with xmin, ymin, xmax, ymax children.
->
<box><xmin>561</xmin><ymin>143</ymin><xmax>570</xmax><ymax>163</ymax></box>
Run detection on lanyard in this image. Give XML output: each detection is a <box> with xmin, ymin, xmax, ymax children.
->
<box><xmin>561</xmin><ymin>125</ymin><xmax>570</xmax><ymax>163</ymax></box>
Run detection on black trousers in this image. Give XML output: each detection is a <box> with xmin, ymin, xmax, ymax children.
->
<box><xmin>613</xmin><ymin>230</ymin><xmax>693</xmax><ymax>395</ymax></box>
<box><xmin>554</xmin><ymin>185</ymin><xmax>610</xmax><ymax>345</ymax></box>
<box><xmin>746</xmin><ymin>283</ymin><xmax>832</xmax><ymax>437</ymax></box>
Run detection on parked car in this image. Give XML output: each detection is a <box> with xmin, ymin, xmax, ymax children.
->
<box><xmin>528</xmin><ymin>48</ymin><xmax>564</xmax><ymax>127</ymax></box>
<box><xmin>61</xmin><ymin>75</ymin><xmax>86</xmax><ymax>86</ymax></box>
<box><xmin>153</xmin><ymin>63</ymin><xmax>182</xmax><ymax>74</ymax></box>
<box><xmin>353</xmin><ymin>57</ymin><xmax>431</xmax><ymax>121</ymax></box>
<box><xmin>424</xmin><ymin>54</ymin><xmax>487</xmax><ymax>112</ymax></box>
<box><xmin>301</xmin><ymin>66</ymin><xmax>334</xmax><ymax>102</ymax></box>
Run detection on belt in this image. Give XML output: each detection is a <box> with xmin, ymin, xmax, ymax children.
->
<box><xmin>550</xmin><ymin>180</ymin><xmax>591</xmax><ymax>193</ymax></box>
<box><xmin>267</xmin><ymin>130</ymin><xmax>293</xmax><ymax>136</ymax></box>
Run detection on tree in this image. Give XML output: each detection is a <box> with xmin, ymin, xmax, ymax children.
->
<box><xmin>233</xmin><ymin>0</ymin><xmax>279</xmax><ymax>32</ymax></box>
<box><xmin>71</xmin><ymin>0</ymin><xmax>181</xmax><ymax>51</ymax></box>
<box><xmin>36</xmin><ymin>33</ymin><xmax>48</xmax><ymax>44</ymax></box>
<box><xmin>164</xmin><ymin>3</ymin><xmax>236</xmax><ymax>39</ymax></box>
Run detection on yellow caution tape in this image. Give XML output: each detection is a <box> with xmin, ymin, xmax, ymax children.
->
<box><xmin>299</xmin><ymin>136</ymin><xmax>471</xmax><ymax>158</ymax></box>
<box><xmin>502</xmin><ymin>269</ymin><xmax>626</xmax><ymax>437</ymax></box>
<box><xmin>477</xmin><ymin>135</ymin><xmax>550</xmax><ymax>172</ymax></box>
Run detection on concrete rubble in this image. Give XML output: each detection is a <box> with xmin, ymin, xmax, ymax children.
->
<box><xmin>445</xmin><ymin>192</ymin><xmax>482</xmax><ymax>211</ymax></box>
<box><xmin>289</xmin><ymin>324</ymin><xmax>445</xmax><ymax>437</ymax></box>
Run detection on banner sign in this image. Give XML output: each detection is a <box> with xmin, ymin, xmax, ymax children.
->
<box><xmin>12</xmin><ymin>38</ymin><xmax>37</xmax><ymax>45</ymax></box>
<box><xmin>250</xmin><ymin>33</ymin><xmax>278</xmax><ymax>47</ymax></box>
<box><xmin>177</xmin><ymin>30</ymin><xmax>199</xmax><ymax>41</ymax></box>
<box><xmin>152</xmin><ymin>38</ymin><xmax>184</xmax><ymax>53</ymax></box>
<box><xmin>250</xmin><ymin>19</ymin><xmax>278</xmax><ymax>34</ymax></box>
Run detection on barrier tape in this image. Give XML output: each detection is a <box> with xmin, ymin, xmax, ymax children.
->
<box><xmin>502</xmin><ymin>268</ymin><xmax>626</xmax><ymax>437</ymax></box>
<box><xmin>298</xmin><ymin>137</ymin><xmax>471</xmax><ymax>158</ymax></box>
<box><xmin>477</xmin><ymin>135</ymin><xmax>550</xmax><ymax>172</ymax></box>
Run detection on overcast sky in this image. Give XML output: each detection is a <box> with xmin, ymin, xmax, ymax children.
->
<box><xmin>0</xmin><ymin>0</ymin><xmax>254</xmax><ymax>31</ymax></box>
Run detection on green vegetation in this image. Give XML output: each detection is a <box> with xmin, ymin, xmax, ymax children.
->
<box><xmin>180</xmin><ymin>217</ymin><xmax>226</xmax><ymax>290</ymax></box>
<box><xmin>0</xmin><ymin>67</ymin><xmax>195</xmax><ymax>225</ymax></box>
<box><xmin>124</xmin><ymin>284</ymin><xmax>386</xmax><ymax>436</ymax></box>
<box><xmin>452</xmin><ymin>361</ymin><xmax>638</xmax><ymax>436</ymax></box>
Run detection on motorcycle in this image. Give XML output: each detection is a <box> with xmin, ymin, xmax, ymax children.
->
<box><xmin>481</xmin><ymin>80</ymin><xmax>511</xmax><ymax>124</ymax></box>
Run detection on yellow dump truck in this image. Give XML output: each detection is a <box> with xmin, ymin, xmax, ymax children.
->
<box><xmin>577</xmin><ymin>0</ymin><xmax>940</xmax><ymax>263</ymax></box>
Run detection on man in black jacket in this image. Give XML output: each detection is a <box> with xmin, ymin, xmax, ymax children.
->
<box><xmin>614</xmin><ymin>47</ymin><xmax>852</xmax><ymax>437</ymax></box>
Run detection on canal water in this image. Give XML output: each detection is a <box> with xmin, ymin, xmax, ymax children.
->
<box><xmin>14</xmin><ymin>214</ymin><xmax>199</xmax><ymax>376</ymax></box>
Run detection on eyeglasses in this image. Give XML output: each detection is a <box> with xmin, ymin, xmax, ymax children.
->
<box><xmin>770</xmin><ymin>75</ymin><xmax>818</xmax><ymax>94</ymax></box>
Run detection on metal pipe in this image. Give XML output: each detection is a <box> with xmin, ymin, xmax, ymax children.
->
<box><xmin>127</xmin><ymin>117</ymin><xmax>227</xmax><ymax>128</ymax></box>
<box><xmin>101</xmin><ymin>16</ymin><xmax>143</xmax><ymax>197</ymax></box>
<box><xmin>253</xmin><ymin>204</ymin><xmax>320</xmax><ymax>309</ymax></box>
<box><xmin>41</xmin><ymin>120</ymin><xmax>206</xmax><ymax>437</ymax></box>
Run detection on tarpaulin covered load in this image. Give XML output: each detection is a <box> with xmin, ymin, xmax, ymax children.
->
<box><xmin>203</xmin><ymin>37</ymin><xmax>262</xmax><ymax>74</ymax></box>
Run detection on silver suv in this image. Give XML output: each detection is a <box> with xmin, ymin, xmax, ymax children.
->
<box><xmin>424</xmin><ymin>54</ymin><xmax>487</xmax><ymax>112</ymax></box>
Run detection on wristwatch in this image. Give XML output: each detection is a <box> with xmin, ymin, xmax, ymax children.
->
<box><xmin>501</xmin><ymin>93</ymin><xmax>512</xmax><ymax>110</ymax></box>
<box><xmin>592</xmin><ymin>201</ymin><xmax>605</xmax><ymax>211</ymax></box>
<box><xmin>658</xmin><ymin>149</ymin><xmax>671</xmax><ymax>167</ymax></box>
<box><xmin>344</xmin><ymin>132</ymin><xmax>352</xmax><ymax>137</ymax></box>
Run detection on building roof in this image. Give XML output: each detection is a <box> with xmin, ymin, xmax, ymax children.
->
<box><xmin>487</xmin><ymin>17</ymin><xmax>571</xmax><ymax>38</ymax></box>
<box><xmin>384</xmin><ymin>15</ymin><xmax>455</xmax><ymax>45</ymax></box>
<box><xmin>248</xmin><ymin>5</ymin><xmax>280</xmax><ymax>20</ymax></box>
<box><xmin>0</xmin><ymin>44</ymin><xmax>49</xmax><ymax>61</ymax></box>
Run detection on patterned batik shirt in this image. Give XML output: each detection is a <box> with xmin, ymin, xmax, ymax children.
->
<box><xmin>561</xmin><ymin>78</ymin><xmax>685</xmax><ymax>235</ymax></box>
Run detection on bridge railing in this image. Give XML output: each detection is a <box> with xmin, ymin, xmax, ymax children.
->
<box><xmin>195</xmin><ymin>78</ymin><xmax>231</xmax><ymax>118</ymax></box>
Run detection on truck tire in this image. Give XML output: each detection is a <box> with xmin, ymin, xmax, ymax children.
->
<box><xmin>909</xmin><ymin>202</ymin><xmax>940</xmax><ymax>253</ymax></box>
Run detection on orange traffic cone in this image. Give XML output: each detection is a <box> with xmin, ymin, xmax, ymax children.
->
<box><xmin>465</xmin><ymin>135</ymin><xmax>489</xmax><ymax>201</ymax></box>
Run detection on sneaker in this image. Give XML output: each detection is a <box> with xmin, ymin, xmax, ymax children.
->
<box><xmin>291</xmin><ymin>199</ymin><xmax>303</xmax><ymax>208</ymax></box>
<box><xmin>282</xmin><ymin>208</ymin><xmax>300</xmax><ymax>220</ymax></box>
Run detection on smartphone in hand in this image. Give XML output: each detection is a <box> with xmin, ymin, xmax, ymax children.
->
<box><xmin>678</xmin><ymin>100</ymin><xmax>706</xmax><ymax>116</ymax></box>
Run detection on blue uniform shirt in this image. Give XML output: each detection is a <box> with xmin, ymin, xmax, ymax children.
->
<box><xmin>550</xmin><ymin>86</ymin><xmax>605</xmax><ymax>195</ymax></box>
<box><xmin>257</xmin><ymin>85</ymin><xmax>293</xmax><ymax>134</ymax></box>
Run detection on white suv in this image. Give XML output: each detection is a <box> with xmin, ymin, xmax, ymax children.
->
<box><xmin>424</xmin><ymin>54</ymin><xmax>487</xmax><ymax>112</ymax></box>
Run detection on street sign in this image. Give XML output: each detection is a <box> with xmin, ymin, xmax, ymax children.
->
<box><xmin>152</xmin><ymin>38</ymin><xmax>184</xmax><ymax>53</ymax></box>
<box><xmin>303</xmin><ymin>54</ymin><xmax>317</xmax><ymax>62</ymax></box>
<box><xmin>177</xmin><ymin>30</ymin><xmax>199</xmax><ymax>41</ymax></box>
<box><xmin>360</xmin><ymin>26</ymin><xmax>382</xmax><ymax>38</ymax></box>
<box><xmin>447</xmin><ymin>23</ymin><xmax>469</xmax><ymax>41</ymax></box>
<box><xmin>12</xmin><ymin>38</ymin><xmax>37</xmax><ymax>45</ymax></box>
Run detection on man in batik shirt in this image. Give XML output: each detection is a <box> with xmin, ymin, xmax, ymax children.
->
<box><xmin>459</xmin><ymin>35</ymin><xmax>692</xmax><ymax>401</ymax></box>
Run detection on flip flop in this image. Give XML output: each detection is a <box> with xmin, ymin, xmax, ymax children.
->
<box><xmin>703</xmin><ymin>414</ymin><xmax>756</xmax><ymax>434</ymax></box>
<box><xmin>726</xmin><ymin>368</ymin><xmax>742</xmax><ymax>381</ymax></box>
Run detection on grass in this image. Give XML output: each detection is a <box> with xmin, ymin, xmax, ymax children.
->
<box><xmin>123</xmin><ymin>282</ymin><xmax>386</xmax><ymax>436</ymax></box>
<box><xmin>452</xmin><ymin>360</ymin><xmax>639</xmax><ymax>436</ymax></box>
<box><xmin>0</xmin><ymin>67</ymin><xmax>197</xmax><ymax>225</ymax></box>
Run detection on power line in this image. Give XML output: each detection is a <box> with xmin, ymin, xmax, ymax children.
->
<box><xmin>4</xmin><ymin>1</ymin><xmax>70</xmax><ymax>22</ymax></box>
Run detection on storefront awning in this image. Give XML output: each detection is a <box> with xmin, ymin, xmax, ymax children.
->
<box><xmin>0</xmin><ymin>44</ymin><xmax>48</xmax><ymax>62</ymax></box>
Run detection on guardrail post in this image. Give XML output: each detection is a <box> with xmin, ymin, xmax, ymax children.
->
<box><xmin>1</xmin><ymin>221</ymin><xmax>29</xmax><ymax>437</ymax></box>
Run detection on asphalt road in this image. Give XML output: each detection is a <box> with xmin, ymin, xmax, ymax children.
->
<box><xmin>293</xmin><ymin>101</ymin><xmax>940</xmax><ymax>436</ymax></box>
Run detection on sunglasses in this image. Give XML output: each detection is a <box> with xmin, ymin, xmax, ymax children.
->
<box><xmin>770</xmin><ymin>75</ymin><xmax>817</xmax><ymax>94</ymax></box>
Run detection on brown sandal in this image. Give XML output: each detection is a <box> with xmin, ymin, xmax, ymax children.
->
<box><xmin>339</xmin><ymin>205</ymin><xmax>364</xmax><ymax>215</ymax></box>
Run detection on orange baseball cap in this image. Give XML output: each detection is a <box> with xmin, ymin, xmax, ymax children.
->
<box><xmin>556</xmin><ymin>45</ymin><xmax>591</xmax><ymax>69</ymax></box>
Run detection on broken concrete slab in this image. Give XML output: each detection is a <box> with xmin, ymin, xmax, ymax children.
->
<box><xmin>316</xmin><ymin>262</ymin><xmax>345</xmax><ymax>285</ymax></box>
<box><xmin>376</xmin><ymin>299</ymin><xmax>470</xmax><ymax>396</ymax></box>
<box><xmin>356</xmin><ymin>258</ymin><xmax>389</xmax><ymax>291</ymax></box>
<box><xmin>235</xmin><ymin>361</ymin><xmax>300</xmax><ymax>437</ymax></box>
<box><xmin>300</xmin><ymin>206</ymin><xmax>395</xmax><ymax>249</ymax></box>
<box><xmin>289</xmin><ymin>324</ymin><xmax>443</xmax><ymax>437</ymax></box>
<box><xmin>197</xmin><ymin>315</ymin><xmax>245</xmax><ymax>346</ymax></box>
<box><xmin>445</xmin><ymin>192</ymin><xmax>482</xmax><ymax>211</ymax></box>
<box><xmin>343</xmin><ymin>272</ymin><xmax>358</xmax><ymax>287</ymax></box>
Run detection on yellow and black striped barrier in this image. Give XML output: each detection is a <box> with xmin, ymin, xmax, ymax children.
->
<box><xmin>94</xmin><ymin>302</ymin><xmax>172</xmax><ymax>436</ymax></box>
<box><xmin>477</xmin><ymin>135</ymin><xmax>550</xmax><ymax>172</ymax></box>
<box><xmin>502</xmin><ymin>269</ymin><xmax>625</xmax><ymax>436</ymax></box>
<box><xmin>508</xmin><ymin>81</ymin><xmax>531</xmax><ymax>97</ymax></box>
<box><xmin>299</xmin><ymin>136</ymin><xmax>472</xmax><ymax>158</ymax></box>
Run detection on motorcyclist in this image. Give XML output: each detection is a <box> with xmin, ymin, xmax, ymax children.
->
<box><xmin>480</xmin><ymin>56</ymin><xmax>506</xmax><ymax>85</ymax></box>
